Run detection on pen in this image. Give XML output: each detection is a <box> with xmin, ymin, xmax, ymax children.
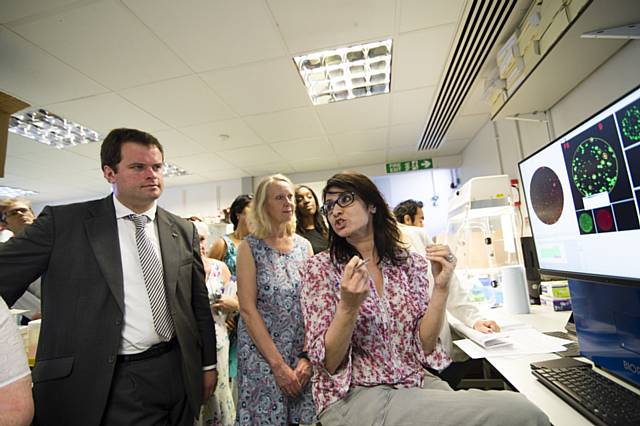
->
<box><xmin>335</xmin><ymin>258</ymin><xmax>370</xmax><ymax>289</ymax></box>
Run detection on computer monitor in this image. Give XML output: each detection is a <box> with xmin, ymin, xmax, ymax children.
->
<box><xmin>519</xmin><ymin>85</ymin><xmax>640</xmax><ymax>287</ymax></box>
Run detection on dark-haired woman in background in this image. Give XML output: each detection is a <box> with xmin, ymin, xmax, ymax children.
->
<box><xmin>295</xmin><ymin>185</ymin><xmax>329</xmax><ymax>254</ymax></box>
<box><xmin>208</xmin><ymin>194</ymin><xmax>253</xmax><ymax>277</ymax></box>
<box><xmin>299</xmin><ymin>171</ymin><xmax>549</xmax><ymax>426</ymax></box>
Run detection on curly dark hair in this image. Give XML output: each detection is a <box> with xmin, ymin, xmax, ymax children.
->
<box><xmin>322</xmin><ymin>172</ymin><xmax>406</xmax><ymax>266</ymax></box>
<box><xmin>295</xmin><ymin>185</ymin><xmax>328</xmax><ymax>238</ymax></box>
<box><xmin>229</xmin><ymin>194</ymin><xmax>253</xmax><ymax>230</ymax></box>
<box><xmin>393</xmin><ymin>199</ymin><xmax>424</xmax><ymax>224</ymax></box>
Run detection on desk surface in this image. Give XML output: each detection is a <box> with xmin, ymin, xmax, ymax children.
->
<box><xmin>479</xmin><ymin>305</ymin><xmax>639</xmax><ymax>426</ymax></box>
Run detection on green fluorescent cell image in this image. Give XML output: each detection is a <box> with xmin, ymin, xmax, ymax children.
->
<box><xmin>579</xmin><ymin>212</ymin><xmax>594</xmax><ymax>233</ymax></box>
<box><xmin>620</xmin><ymin>105</ymin><xmax>640</xmax><ymax>143</ymax></box>
<box><xmin>571</xmin><ymin>137</ymin><xmax>618</xmax><ymax>197</ymax></box>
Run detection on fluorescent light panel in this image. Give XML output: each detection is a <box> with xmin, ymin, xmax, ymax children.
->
<box><xmin>9</xmin><ymin>109</ymin><xmax>101</xmax><ymax>149</ymax></box>
<box><xmin>0</xmin><ymin>186</ymin><xmax>38</xmax><ymax>197</ymax></box>
<box><xmin>294</xmin><ymin>39</ymin><xmax>393</xmax><ymax>105</ymax></box>
<box><xmin>163</xmin><ymin>162</ymin><xmax>188</xmax><ymax>177</ymax></box>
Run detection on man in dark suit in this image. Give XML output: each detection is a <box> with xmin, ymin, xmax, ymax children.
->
<box><xmin>0</xmin><ymin>128</ymin><xmax>217</xmax><ymax>425</ymax></box>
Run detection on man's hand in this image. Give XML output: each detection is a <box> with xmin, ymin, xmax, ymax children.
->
<box><xmin>293</xmin><ymin>357</ymin><xmax>312</xmax><ymax>388</ymax></box>
<box><xmin>202</xmin><ymin>369</ymin><xmax>218</xmax><ymax>402</ymax></box>
<box><xmin>473</xmin><ymin>319</ymin><xmax>501</xmax><ymax>333</ymax></box>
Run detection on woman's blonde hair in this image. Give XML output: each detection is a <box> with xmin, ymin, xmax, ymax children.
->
<box><xmin>249</xmin><ymin>174</ymin><xmax>296</xmax><ymax>239</ymax></box>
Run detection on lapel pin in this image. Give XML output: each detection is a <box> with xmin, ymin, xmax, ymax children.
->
<box><xmin>172</xmin><ymin>232</ymin><xmax>178</xmax><ymax>238</ymax></box>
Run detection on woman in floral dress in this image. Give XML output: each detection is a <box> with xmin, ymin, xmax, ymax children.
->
<box><xmin>235</xmin><ymin>174</ymin><xmax>316</xmax><ymax>425</ymax></box>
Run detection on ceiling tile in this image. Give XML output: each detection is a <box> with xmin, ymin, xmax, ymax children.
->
<box><xmin>6</xmin><ymin>133</ymin><xmax>53</xmax><ymax>157</ymax></box>
<box><xmin>459</xmin><ymin>80</ymin><xmax>491</xmax><ymax>116</ymax></box>
<box><xmin>398</xmin><ymin>0</ymin><xmax>465</xmax><ymax>33</ymax></box>
<box><xmin>152</xmin><ymin>129</ymin><xmax>208</xmax><ymax>159</ymax></box>
<box><xmin>0</xmin><ymin>0</ymin><xmax>82</xmax><ymax>24</ymax></box>
<box><xmin>392</xmin><ymin>24</ymin><xmax>456</xmax><ymax>92</ymax></box>
<box><xmin>200</xmin><ymin>168</ymin><xmax>248</xmax><ymax>182</ymax></box>
<box><xmin>388</xmin><ymin>122</ymin><xmax>423</xmax><ymax>147</ymax></box>
<box><xmin>446</xmin><ymin>113</ymin><xmax>489</xmax><ymax>140</ymax></box>
<box><xmin>243</xmin><ymin>162</ymin><xmax>295</xmax><ymax>176</ymax></box>
<box><xmin>270</xmin><ymin>137</ymin><xmax>332</xmax><ymax>159</ymax></box>
<box><xmin>436</xmin><ymin>137</ymin><xmax>470</xmax><ymax>156</ymax></box>
<box><xmin>180</xmin><ymin>119</ymin><xmax>264</xmax><ymax>151</ymax></box>
<box><xmin>316</xmin><ymin>95</ymin><xmax>390</xmax><ymax>134</ymax></box>
<box><xmin>245</xmin><ymin>107</ymin><xmax>324</xmax><ymax>143</ymax></box>
<box><xmin>9</xmin><ymin>0</ymin><xmax>191</xmax><ymax>90</ymax></box>
<box><xmin>120</xmin><ymin>75</ymin><xmax>236</xmax><ymax>128</ymax></box>
<box><xmin>200</xmin><ymin>58</ymin><xmax>310</xmax><ymax>116</ymax></box>
<box><xmin>0</xmin><ymin>28</ymin><xmax>107</xmax><ymax>105</ymax></box>
<box><xmin>163</xmin><ymin>174</ymin><xmax>211</xmax><ymax>187</ymax></box>
<box><xmin>390</xmin><ymin>86</ymin><xmax>436</xmax><ymax>125</ymax></box>
<box><xmin>337</xmin><ymin>149</ymin><xmax>386</xmax><ymax>168</ymax></box>
<box><xmin>267</xmin><ymin>0</ymin><xmax>395</xmax><ymax>54</ymax></box>
<box><xmin>328</xmin><ymin>127</ymin><xmax>388</xmax><ymax>152</ymax></box>
<box><xmin>168</xmin><ymin>154</ymin><xmax>236</xmax><ymax>174</ymax></box>
<box><xmin>45</xmin><ymin>93</ymin><xmax>170</xmax><ymax>135</ymax></box>
<box><xmin>217</xmin><ymin>145</ymin><xmax>283</xmax><ymax>167</ymax></box>
<box><xmin>386</xmin><ymin>144</ymin><xmax>429</xmax><ymax>162</ymax></box>
<box><xmin>292</xmin><ymin>157</ymin><xmax>339</xmax><ymax>173</ymax></box>
<box><xmin>123</xmin><ymin>0</ymin><xmax>285</xmax><ymax>72</ymax></box>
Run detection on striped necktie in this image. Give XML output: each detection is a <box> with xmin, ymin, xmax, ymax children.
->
<box><xmin>127</xmin><ymin>214</ymin><xmax>174</xmax><ymax>341</ymax></box>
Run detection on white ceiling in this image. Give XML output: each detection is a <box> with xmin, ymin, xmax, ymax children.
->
<box><xmin>0</xmin><ymin>0</ymin><xmax>493</xmax><ymax>203</ymax></box>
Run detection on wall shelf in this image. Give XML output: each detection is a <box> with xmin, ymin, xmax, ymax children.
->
<box><xmin>492</xmin><ymin>0</ymin><xmax>638</xmax><ymax>120</ymax></box>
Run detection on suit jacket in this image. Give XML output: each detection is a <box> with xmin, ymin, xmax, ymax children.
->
<box><xmin>0</xmin><ymin>195</ymin><xmax>216</xmax><ymax>425</ymax></box>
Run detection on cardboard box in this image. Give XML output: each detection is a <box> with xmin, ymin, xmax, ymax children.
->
<box><xmin>0</xmin><ymin>91</ymin><xmax>30</xmax><ymax>177</ymax></box>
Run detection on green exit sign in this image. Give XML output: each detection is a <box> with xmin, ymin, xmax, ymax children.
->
<box><xmin>385</xmin><ymin>158</ymin><xmax>433</xmax><ymax>174</ymax></box>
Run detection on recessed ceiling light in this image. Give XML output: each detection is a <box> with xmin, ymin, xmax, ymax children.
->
<box><xmin>163</xmin><ymin>162</ymin><xmax>188</xmax><ymax>177</ymax></box>
<box><xmin>9</xmin><ymin>109</ymin><xmax>101</xmax><ymax>149</ymax></box>
<box><xmin>0</xmin><ymin>186</ymin><xmax>38</xmax><ymax>197</ymax></box>
<box><xmin>293</xmin><ymin>39</ymin><xmax>393</xmax><ymax>105</ymax></box>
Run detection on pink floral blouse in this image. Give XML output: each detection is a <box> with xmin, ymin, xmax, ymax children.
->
<box><xmin>300</xmin><ymin>251</ymin><xmax>451</xmax><ymax>414</ymax></box>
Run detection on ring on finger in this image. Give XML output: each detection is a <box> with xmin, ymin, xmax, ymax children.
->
<box><xmin>446</xmin><ymin>253</ymin><xmax>456</xmax><ymax>263</ymax></box>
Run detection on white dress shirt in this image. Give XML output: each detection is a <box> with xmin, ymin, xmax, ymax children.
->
<box><xmin>399</xmin><ymin>223</ymin><xmax>486</xmax><ymax>355</ymax></box>
<box><xmin>113</xmin><ymin>197</ymin><xmax>166</xmax><ymax>355</ymax></box>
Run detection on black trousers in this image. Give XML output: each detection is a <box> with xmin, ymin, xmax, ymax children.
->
<box><xmin>101</xmin><ymin>344</ymin><xmax>193</xmax><ymax>426</ymax></box>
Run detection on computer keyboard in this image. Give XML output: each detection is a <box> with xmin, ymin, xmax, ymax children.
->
<box><xmin>531</xmin><ymin>360</ymin><xmax>640</xmax><ymax>426</ymax></box>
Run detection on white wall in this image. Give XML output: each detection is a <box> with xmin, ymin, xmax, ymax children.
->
<box><xmin>460</xmin><ymin>40</ymin><xmax>640</xmax><ymax>183</ymax></box>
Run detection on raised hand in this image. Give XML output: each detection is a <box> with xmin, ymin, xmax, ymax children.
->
<box><xmin>338</xmin><ymin>256</ymin><xmax>371</xmax><ymax>311</ymax></box>
<box><xmin>425</xmin><ymin>244</ymin><xmax>457</xmax><ymax>292</ymax></box>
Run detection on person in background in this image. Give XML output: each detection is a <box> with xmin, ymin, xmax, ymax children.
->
<box><xmin>190</xmin><ymin>219</ymin><xmax>237</xmax><ymax>426</ymax></box>
<box><xmin>0</xmin><ymin>128</ymin><xmax>217</xmax><ymax>425</ymax></box>
<box><xmin>0</xmin><ymin>296</ymin><xmax>33</xmax><ymax>426</ymax></box>
<box><xmin>394</xmin><ymin>198</ymin><xmax>500</xmax><ymax>387</ymax></box>
<box><xmin>235</xmin><ymin>174</ymin><xmax>316</xmax><ymax>425</ymax></box>
<box><xmin>295</xmin><ymin>185</ymin><xmax>329</xmax><ymax>254</ymax></box>
<box><xmin>300</xmin><ymin>172</ymin><xmax>548</xmax><ymax>426</ymax></box>
<box><xmin>208</xmin><ymin>195</ymin><xmax>253</xmax><ymax>277</ymax></box>
<box><xmin>0</xmin><ymin>198</ymin><xmax>41</xmax><ymax>323</ymax></box>
<box><xmin>207</xmin><ymin>194</ymin><xmax>252</xmax><ymax>400</ymax></box>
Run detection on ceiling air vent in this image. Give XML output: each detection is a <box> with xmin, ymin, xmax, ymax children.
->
<box><xmin>419</xmin><ymin>0</ymin><xmax>516</xmax><ymax>150</ymax></box>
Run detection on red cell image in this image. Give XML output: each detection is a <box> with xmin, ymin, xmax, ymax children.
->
<box><xmin>594</xmin><ymin>207</ymin><xmax>615</xmax><ymax>233</ymax></box>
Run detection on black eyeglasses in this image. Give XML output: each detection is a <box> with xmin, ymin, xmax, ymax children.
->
<box><xmin>321</xmin><ymin>192</ymin><xmax>357</xmax><ymax>216</ymax></box>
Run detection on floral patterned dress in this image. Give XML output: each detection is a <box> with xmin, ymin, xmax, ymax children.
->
<box><xmin>299</xmin><ymin>251</ymin><xmax>452</xmax><ymax>414</ymax></box>
<box><xmin>200</xmin><ymin>261</ymin><xmax>236</xmax><ymax>426</ymax></box>
<box><xmin>235</xmin><ymin>234</ymin><xmax>316</xmax><ymax>425</ymax></box>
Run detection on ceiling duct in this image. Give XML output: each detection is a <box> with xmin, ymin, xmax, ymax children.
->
<box><xmin>419</xmin><ymin>0</ymin><xmax>516</xmax><ymax>150</ymax></box>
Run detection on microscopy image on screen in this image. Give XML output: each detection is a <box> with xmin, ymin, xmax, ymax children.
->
<box><xmin>616</xmin><ymin>97</ymin><xmax>640</xmax><ymax>148</ymax></box>
<box><xmin>576</xmin><ymin>210</ymin><xmax>595</xmax><ymax>235</ymax></box>
<box><xmin>594</xmin><ymin>206</ymin><xmax>616</xmax><ymax>233</ymax></box>
<box><xmin>529</xmin><ymin>166</ymin><xmax>564</xmax><ymax>225</ymax></box>
<box><xmin>562</xmin><ymin>115</ymin><xmax>633</xmax><ymax>211</ymax></box>
<box><xmin>613</xmin><ymin>200</ymin><xmax>640</xmax><ymax>231</ymax></box>
<box><xmin>626</xmin><ymin>144</ymin><xmax>640</xmax><ymax>188</ymax></box>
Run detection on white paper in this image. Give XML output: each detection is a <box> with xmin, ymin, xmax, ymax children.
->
<box><xmin>453</xmin><ymin>329</ymin><xmax>568</xmax><ymax>359</ymax></box>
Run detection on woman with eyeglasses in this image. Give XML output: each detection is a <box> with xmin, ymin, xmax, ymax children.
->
<box><xmin>235</xmin><ymin>174</ymin><xmax>316</xmax><ymax>425</ymax></box>
<box><xmin>299</xmin><ymin>172</ymin><xmax>549</xmax><ymax>426</ymax></box>
<box><xmin>295</xmin><ymin>185</ymin><xmax>329</xmax><ymax>254</ymax></box>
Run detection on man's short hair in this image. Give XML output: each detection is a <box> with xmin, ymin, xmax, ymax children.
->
<box><xmin>100</xmin><ymin>128</ymin><xmax>164</xmax><ymax>172</ymax></box>
<box><xmin>393</xmin><ymin>199</ymin><xmax>424</xmax><ymax>223</ymax></box>
<box><xmin>0</xmin><ymin>198</ymin><xmax>33</xmax><ymax>223</ymax></box>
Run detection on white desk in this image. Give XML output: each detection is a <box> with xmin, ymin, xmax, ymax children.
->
<box><xmin>475</xmin><ymin>305</ymin><xmax>640</xmax><ymax>426</ymax></box>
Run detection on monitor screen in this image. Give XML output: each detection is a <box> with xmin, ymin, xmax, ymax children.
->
<box><xmin>519</xmin><ymin>85</ymin><xmax>640</xmax><ymax>286</ymax></box>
